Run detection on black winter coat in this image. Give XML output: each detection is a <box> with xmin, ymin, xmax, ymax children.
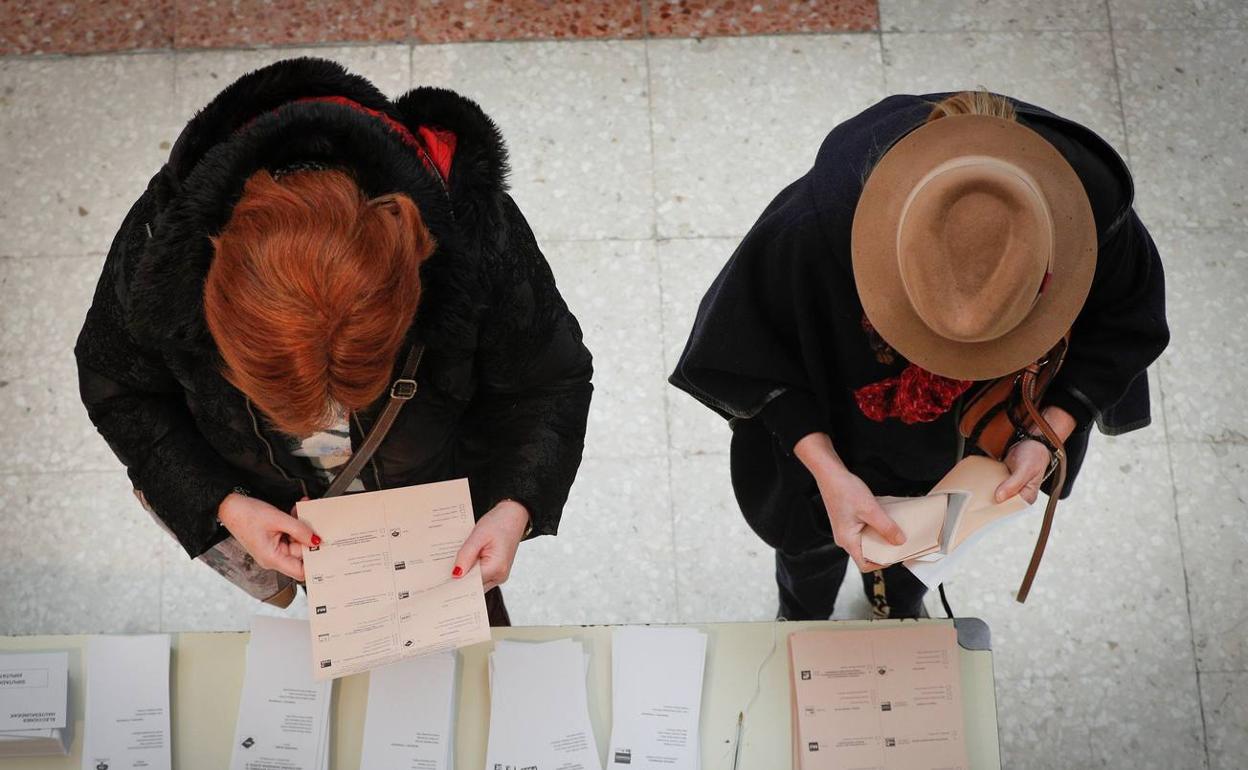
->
<box><xmin>75</xmin><ymin>59</ymin><xmax>593</xmax><ymax>559</ymax></box>
<box><xmin>670</xmin><ymin>94</ymin><xmax>1169</xmax><ymax>553</ymax></box>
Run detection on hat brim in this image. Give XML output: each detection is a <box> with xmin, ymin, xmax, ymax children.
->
<box><xmin>851</xmin><ymin>114</ymin><xmax>1097</xmax><ymax>380</ymax></box>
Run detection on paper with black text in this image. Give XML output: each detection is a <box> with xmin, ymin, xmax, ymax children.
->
<box><xmin>82</xmin><ymin>635</ymin><xmax>171</xmax><ymax>770</ymax></box>
<box><xmin>230</xmin><ymin>616</ymin><xmax>331</xmax><ymax>770</ymax></box>
<box><xmin>0</xmin><ymin>651</ymin><xmax>70</xmax><ymax>757</ymax></box>
<box><xmin>486</xmin><ymin>639</ymin><xmax>603</xmax><ymax>770</ymax></box>
<box><xmin>359</xmin><ymin>652</ymin><xmax>457</xmax><ymax>770</ymax></box>
<box><xmin>608</xmin><ymin>626</ymin><xmax>707</xmax><ymax>769</ymax></box>
<box><xmin>297</xmin><ymin>478</ymin><xmax>491</xmax><ymax>681</ymax></box>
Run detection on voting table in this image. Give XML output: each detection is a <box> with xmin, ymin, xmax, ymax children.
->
<box><xmin>0</xmin><ymin>617</ymin><xmax>1000</xmax><ymax>769</ymax></box>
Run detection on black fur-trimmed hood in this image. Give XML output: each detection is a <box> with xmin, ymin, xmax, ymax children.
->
<box><xmin>127</xmin><ymin>57</ymin><xmax>511</xmax><ymax>354</ymax></box>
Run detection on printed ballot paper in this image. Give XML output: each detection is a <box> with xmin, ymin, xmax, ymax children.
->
<box><xmin>82</xmin><ymin>634</ymin><xmax>172</xmax><ymax>770</ymax></box>
<box><xmin>0</xmin><ymin>651</ymin><xmax>70</xmax><ymax>757</ymax></box>
<box><xmin>608</xmin><ymin>627</ymin><xmax>707</xmax><ymax>770</ymax></box>
<box><xmin>861</xmin><ymin>456</ymin><xmax>1030</xmax><ymax>589</ymax></box>
<box><xmin>789</xmin><ymin>625</ymin><xmax>967</xmax><ymax>770</ymax></box>
<box><xmin>230</xmin><ymin>617</ymin><xmax>331</xmax><ymax>770</ymax></box>
<box><xmin>486</xmin><ymin>639</ymin><xmax>603</xmax><ymax>770</ymax></box>
<box><xmin>359</xmin><ymin>652</ymin><xmax>457</xmax><ymax>770</ymax></box>
<box><xmin>296</xmin><ymin>478</ymin><xmax>492</xmax><ymax>681</ymax></box>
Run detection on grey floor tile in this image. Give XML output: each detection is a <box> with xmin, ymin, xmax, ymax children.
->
<box><xmin>0</xmin><ymin>471</ymin><xmax>162</xmax><ymax>635</ymax></box>
<box><xmin>1203</xmin><ymin>671</ymin><xmax>1248</xmax><ymax>770</ymax></box>
<box><xmin>670</xmin><ymin>453</ymin><xmax>776</xmax><ymax>622</ymax></box>
<box><xmin>882</xmin><ymin>30</ymin><xmax>1128</xmax><ymax>157</ymax></box>
<box><xmin>648</xmin><ymin>35</ymin><xmax>886</xmax><ymax>239</ymax></box>
<box><xmin>159</xmin><ymin>535</ymin><xmax>308</xmax><ymax>632</ymax></box>
<box><xmin>880</xmin><ymin>0</ymin><xmax>1108</xmax><ymax>32</ymax></box>
<box><xmin>502</xmin><ymin>456</ymin><xmax>678</xmax><ymax>626</ymax></box>
<box><xmin>0</xmin><ymin>253</ymin><xmax>117</xmax><ymax>473</ymax></box>
<box><xmin>0</xmin><ymin>352</ymin><xmax>117</xmax><ymax>473</ymax></box>
<box><xmin>545</xmin><ymin>239</ymin><xmax>667</xmax><ymax>460</ymax></box>
<box><xmin>996</xmin><ymin>670</ymin><xmax>1206</xmax><ymax>770</ymax></box>
<box><xmin>0</xmin><ymin>254</ymin><xmax>101</xmax><ymax>358</ymax></box>
<box><xmin>657</xmin><ymin>237</ymin><xmax>735</xmax><ymax>455</ymax></box>
<box><xmin>0</xmin><ymin>53</ymin><xmax>176</xmax><ymax>258</ymax></box>
<box><xmin>1154</xmin><ymin>227</ymin><xmax>1248</xmax><ymax>443</ymax></box>
<box><xmin>1171</xmin><ymin>441</ymin><xmax>1248</xmax><ymax>673</ymax></box>
<box><xmin>1110</xmin><ymin>0</ymin><xmax>1248</xmax><ymax>29</ymax></box>
<box><xmin>938</xmin><ymin>431</ymin><xmax>1194</xmax><ymax>682</ymax></box>
<box><xmin>173</xmin><ymin>45</ymin><xmax>412</xmax><ymax>125</ymax></box>
<box><xmin>1116</xmin><ymin>29</ymin><xmax>1248</xmax><ymax>227</ymax></box>
<box><xmin>412</xmin><ymin>40</ymin><xmax>653</xmax><ymax>242</ymax></box>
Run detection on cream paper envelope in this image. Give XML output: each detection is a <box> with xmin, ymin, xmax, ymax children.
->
<box><xmin>861</xmin><ymin>494</ymin><xmax>948</xmax><ymax>565</ymax></box>
<box><xmin>932</xmin><ymin>456</ymin><xmax>1029</xmax><ymax>550</ymax></box>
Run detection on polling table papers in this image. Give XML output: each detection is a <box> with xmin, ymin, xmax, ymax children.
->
<box><xmin>359</xmin><ymin>652</ymin><xmax>457</xmax><ymax>770</ymax></box>
<box><xmin>608</xmin><ymin>627</ymin><xmax>707</xmax><ymax>770</ymax></box>
<box><xmin>82</xmin><ymin>634</ymin><xmax>172</xmax><ymax>770</ymax></box>
<box><xmin>788</xmin><ymin>625</ymin><xmax>967</xmax><ymax>770</ymax></box>
<box><xmin>296</xmin><ymin>478</ymin><xmax>492</xmax><ymax>681</ymax></box>
<box><xmin>230</xmin><ymin>617</ymin><xmax>331</xmax><ymax>770</ymax></box>
<box><xmin>0</xmin><ymin>651</ymin><xmax>70</xmax><ymax>757</ymax></box>
<box><xmin>486</xmin><ymin>639</ymin><xmax>603</xmax><ymax>770</ymax></box>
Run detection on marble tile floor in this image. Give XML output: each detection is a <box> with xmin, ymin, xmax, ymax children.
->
<box><xmin>1</xmin><ymin>2</ymin><xmax>1245</xmax><ymax>767</ymax></box>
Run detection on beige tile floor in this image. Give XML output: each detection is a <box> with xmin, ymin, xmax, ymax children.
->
<box><xmin>1</xmin><ymin>2</ymin><xmax>1245</xmax><ymax>767</ymax></box>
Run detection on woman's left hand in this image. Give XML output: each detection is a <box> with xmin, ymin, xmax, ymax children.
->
<box><xmin>451</xmin><ymin>500</ymin><xmax>531</xmax><ymax>592</ymax></box>
<box><xmin>996</xmin><ymin>439</ymin><xmax>1052</xmax><ymax>505</ymax></box>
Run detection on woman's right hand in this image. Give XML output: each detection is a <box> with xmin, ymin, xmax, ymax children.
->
<box><xmin>217</xmin><ymin>492</ymin><xmax>319</xmax><ymax>581</ymax></box>
<box><xmin>794</xmin><ymin>433</ymin><xmax>906</xmax><ymax>572</ymax></box>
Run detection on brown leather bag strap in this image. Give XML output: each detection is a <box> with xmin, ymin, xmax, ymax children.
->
<box><xmin>323</xmin><ymin>343</ymin><xmax>425</xmax><ymax>499</ymax></box>
<box><xmin>1014</xmin><ymin>366</ymin><xmax>1069</xmax><ymax>603</ymax></box>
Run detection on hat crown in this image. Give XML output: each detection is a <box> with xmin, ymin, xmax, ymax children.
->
<box><xmin>896</xmin><ymin>156</ymin><xmax>1053</xmax><ymax>343</ymax></box>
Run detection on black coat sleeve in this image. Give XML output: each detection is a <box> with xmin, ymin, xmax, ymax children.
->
<box><xmin>669</xmin><ymin>178</ymin><xmax>831</xmax><ymax>451</ymax></box>
<box><xmin>1044</xmin><ymin>209</ymin><xmax>1169</xmax><ymax>433</ymax></box>
<box><xmin>457</xmin><ymin>194</ymin><xmax>593</xmax><ymax>537</ymax></box>
<box><xmin>74</xmin><ymin>189</ymin><xmax>239</xmax><ymax>559</ymax></box>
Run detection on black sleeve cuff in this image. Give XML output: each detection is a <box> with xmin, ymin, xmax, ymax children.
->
<box><xmin>757</xmin><ymin>388</ymin><xmax>825</xmax><ymax>453</ymax></box>
<box><xmin>1042</xmin><ymin>386</ymin><xmax>1095</xmax><ymax>433</ymax></box>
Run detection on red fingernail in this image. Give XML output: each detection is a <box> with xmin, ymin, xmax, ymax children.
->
<box><xmin>310</xmin><ymin>535</ymin><xmax>321</xmax><ymax>546</ymax></box>
<box><xmin>451</xmin><ymin>566</ymin><xmax>463</xmax><ymax>578</ymax></box>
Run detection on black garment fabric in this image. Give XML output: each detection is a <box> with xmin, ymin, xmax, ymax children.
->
<box><xmin>75</xmin><ymin>58</ymin><xmax>593</xmax><ymax>559</ymax></box>
<box><xmin>670</xmin><ymin>93</ymin><xmax>1169</xmax><ymax>555</ymax></box>
<box><xmin>775</xmin><ymin>543</ymin><xmax>927</xmax><ymax>621</ymax></box>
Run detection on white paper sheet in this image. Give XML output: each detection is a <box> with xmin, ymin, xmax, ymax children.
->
<box><xmin>0</xmin><ymin>651</ymin><xmax>68</xmax><ymax>732</ymax></box>
<box><xmin>486</xmin><ymin>639</ymin><xmax>603</xmax><ymax>770</ymax></box>
<box><xmin>359</xmin><ymin>652</ymin><xmax>457</xmax><ymax>770</ymax></box>
<box><xmin>230</xmin><ymin>617</ymin><xmax>332</xmax><ymax>770</ymax></box>
<box><xmin>608</xmin><ymin>627</ymin><xmax>707</xmax><ymax>770</ymax></box>
<box><xmin>81</xmin><ymin>635</ymin><xmax>171</xmax><ymax>770</ymax></box>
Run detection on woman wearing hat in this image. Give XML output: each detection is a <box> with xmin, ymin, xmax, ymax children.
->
<box><xmin>670</xmin><ymin>91</ymin><xmax>1168</xmax><ymax>619</ymax></box>
<box><xmin>75</xmin><ymin>59</ymin><xmax>593</xmax><ymax>622</ymax></box>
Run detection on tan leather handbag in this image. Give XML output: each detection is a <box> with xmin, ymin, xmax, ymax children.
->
<box><xmin>958</xmin><ymin>334</ymin><xmax>1070</xmax><ymax>602</ymax></box>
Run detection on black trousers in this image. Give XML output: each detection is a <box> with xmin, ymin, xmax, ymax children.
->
<box><xmin>774</xmin><ymin>540</ymin><xmax>929</xmax><ymax>620</ymax></box>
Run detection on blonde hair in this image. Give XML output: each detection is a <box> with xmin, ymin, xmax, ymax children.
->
<box><xmin>927</xmin><ymin>90</ymin><xmax>1018</xmax><ymax>123</ymax></box>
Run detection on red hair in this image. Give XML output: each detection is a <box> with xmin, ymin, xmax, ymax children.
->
<box><xmin>204</xmin><ymin>169</ymin><xmax>435</xmax><ymax>437</ymax></box>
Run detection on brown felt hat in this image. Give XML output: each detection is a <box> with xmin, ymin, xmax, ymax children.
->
<box><xmin>851</xmin><ymin>114</ymin><xmax>1097</xmax><ymax>380</ymax></box>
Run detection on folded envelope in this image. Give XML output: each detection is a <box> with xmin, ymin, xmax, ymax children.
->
<box><xmin>861</xmin><ymin>456</ymin><xmax>1029</xmax><ymax>567</ymax></box>
<box><xmin>861</xmin><ymin>494</ymin><xmax>948</xmax><ymax>565</ymax></box>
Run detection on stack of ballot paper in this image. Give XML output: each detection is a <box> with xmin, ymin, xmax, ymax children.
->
<box><xmin>861</xmin><ymin>456</ymin><xmax>1031</xmax><ymax>589</ymax></box>
<box><xmin>231</xmin><ymin>617</ymin><xmax>332</xmax><ymax>770</ymax></box>
<box><xmin>359</xmin><ymin>652</ymin><xmax>457</xmax><ymax>770</ymax></box>
<box><xmin>485</xmin><ymin>639</ymin><xmax>602</xmax><ymax>770</ymax></box>
<box><xmin>83</xmin><ymin>635</ymin><xmax>172</xmax><ymax>770</ymax></box>
<box><xmin>297</xmin><ymin>478</ymin><xmax>492</xmax><ymax>681</ymax></box>
<box><xmin>608</xmin><ymin>627</ymin><xmax>707</xmax><ymax>769</ymax></box>
<box><xmin>789</xmin><ymin>625</ymin><xmax>967</xmax><ymax>769</ymax></box>
<box><xmin>0</xmin><ymin>651</ymin><xmax>71</xmax><ymax>757</ymax></box>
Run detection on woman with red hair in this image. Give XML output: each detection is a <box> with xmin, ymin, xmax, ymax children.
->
<box><xmin>75</xmin><ymin>59</ymin><xmax>593</xmax><ymax>623</ymax></box>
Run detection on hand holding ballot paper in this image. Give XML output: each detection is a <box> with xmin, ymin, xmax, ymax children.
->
<box><xmin>295</xmin><ymin>478</ymin><xmax>492</xmax><ymax>680</ymax></box>
<box><xmin>861</xmin><ymin>457</ymin><xmax>1032</xmax><ymax>589</ymax></box>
